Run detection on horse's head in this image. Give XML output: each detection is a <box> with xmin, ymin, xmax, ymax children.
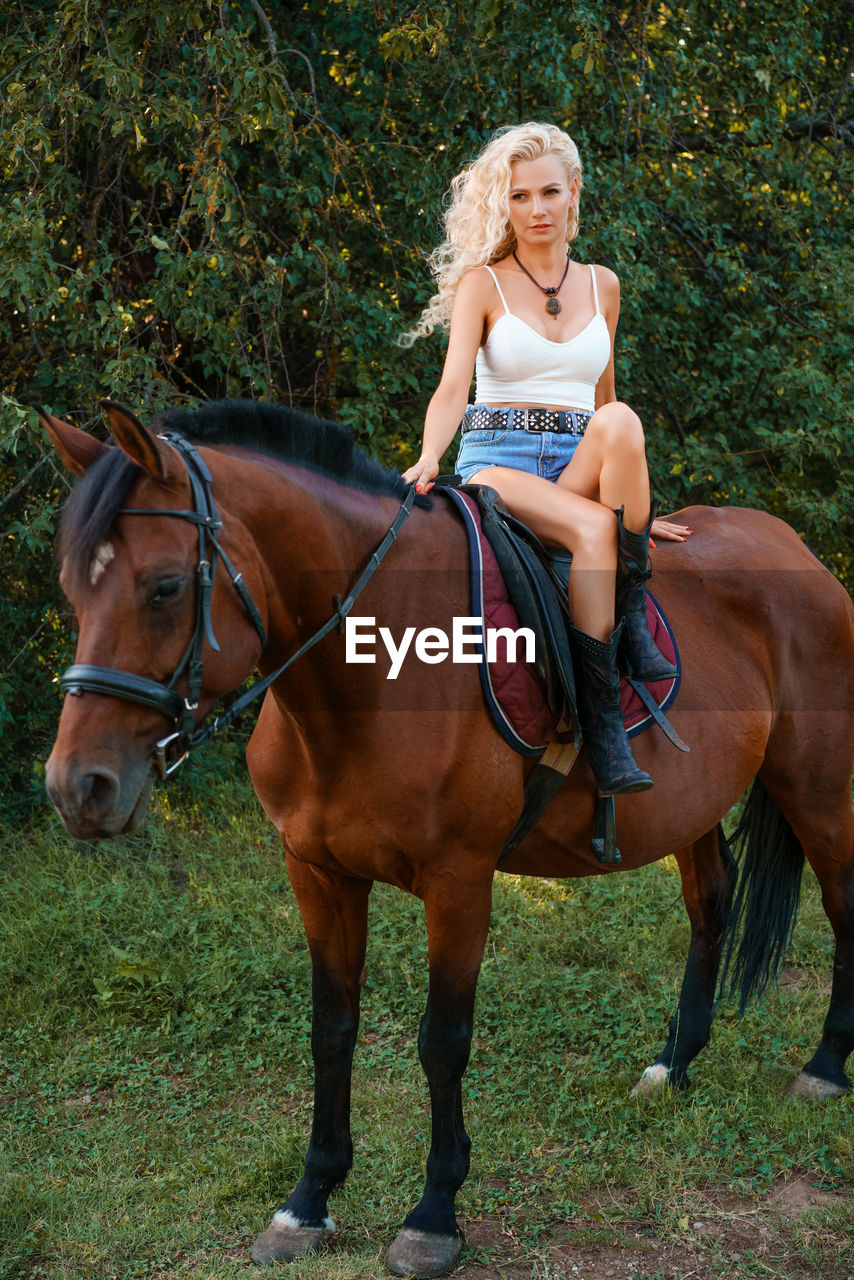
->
<box><xmin>38</xmin><ymin>402</ymin><xmax>268</xmax><ymax>838</ymax></box>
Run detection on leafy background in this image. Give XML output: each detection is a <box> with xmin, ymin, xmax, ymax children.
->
<box><xmin>1</xmin><ymin>7</ymin><xmax>853</xmax><ymax>1276</ymax></box>
<box><xmin>1</xmin><ymin>0</ymin><xmax>852</xmax><ymax>812</ymax></box>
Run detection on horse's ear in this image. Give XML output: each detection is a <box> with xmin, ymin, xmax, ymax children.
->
<box><xmin>33</xmin><ymin>404</ymin><xmax>108</xmax><ymax>477</ymax></box>
<box><xmin>100</xmin><ymin>400</ymin><xmax>182</xmax><ymax>485</ymax></box>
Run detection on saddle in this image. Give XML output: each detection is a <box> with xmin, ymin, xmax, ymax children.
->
<box><xmin>438</xmin><ymin>481</ymin><xmax>687</xmax><ymax>864</ymax></box>
<box><xmin>469</xmin><ymin>485</ymin><xmax>578</xmax><ymax>737</ymax></box>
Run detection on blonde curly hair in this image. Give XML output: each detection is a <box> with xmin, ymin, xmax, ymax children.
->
<box><xmin>402</xmin><ymin>122</ymin><xmax>583</xmax><ymax>345</ymax></box>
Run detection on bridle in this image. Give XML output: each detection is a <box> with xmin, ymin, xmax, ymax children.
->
<box><xmin>60</xmin><ymin>432</ymin><xmax>416</xmax><ymax>778</ymax></box>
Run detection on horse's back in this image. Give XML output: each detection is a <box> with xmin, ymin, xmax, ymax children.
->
<box><xmin>656</xmin><ymin>504</ymin><xmax>851</xmax><ymax>622</ymax></box>
<box><xmin>663</xmin><ymin>504</ymin><xmax>842</xmax><ymax>574</ymax></box>
<box><xmin>655</xmin><ymin>504</ymin><xmax>853</xmax><ymax>726</ymax></box>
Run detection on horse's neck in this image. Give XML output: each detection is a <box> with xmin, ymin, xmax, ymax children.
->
<box><xmin>213</xmin><ymin>450</ymin><xmax>407</xmax><ymax>652</ymax></box>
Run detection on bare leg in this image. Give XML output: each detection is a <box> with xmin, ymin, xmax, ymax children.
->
<box><xmin>559</xmin><ymin>401</ymin><xmax>650</xmax><ymax>532</ymax></box>
<box><xmin>466</xmin><ymin>465</ymin><xmax>617</xmax><ymax>640</ymax></box>
<box><xmin>558</xmin><ymin>402</ymin><xmax>678</xmax><ymax>681</ymax></box>
<box><xmin>468</xmin><ymin>445</ymin><xmax>653</xmax><ymax>794</ymax></box>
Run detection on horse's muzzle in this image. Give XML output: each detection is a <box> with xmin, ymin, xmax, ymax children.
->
<box><xmin>45</xmin><ymin>754</ymin><xmax>154</xmax><ymax>839</ymax></box>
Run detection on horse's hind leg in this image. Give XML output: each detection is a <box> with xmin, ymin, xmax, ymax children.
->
<box><xmin>793</xmin><ymin>855</ymin><xmax>854</xmax><ymax>1099</ymax></box>
<box><xmin>251</xmin><ymin>857</ymin><xmax>371</xmax><ymax>1264</ymax></box>
<box><xmin>760</xmin><ymin>763</ymin><xmax>854</xmax><ymax>1099</ymax></box>
<box><xmin>633</xmin><ymin>826</ymin><xmax>736</xmax><ymax>1097</ymax></box>
<box><xmin>386</xmin><ymin>878</ymin><xmax>493</xmax><ymax>1279</ymax></box>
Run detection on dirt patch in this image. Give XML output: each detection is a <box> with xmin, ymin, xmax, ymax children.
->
<box><xmin>163</xmin><ymin>1071</ymin><xmax>193</xmax><ymax>1094</ymax></box>
<box><xmin>778</xmin><ymin>967</ymin><xmax>825</xmax><ymax>991</ymax></box>
<box><xmin>458</xmin><ymin>1177</ymin><xmax>853</xmax><ymax>1280</ymax></box>
<box><xmin>765</xmin><ymin>1174</ymin><xmax>848</xmax><ymax>1216</ymax></box>
<box><xmin>462</xmin><ymin>1215</ymin><xmax>742</xmax><ymax>1280</ymax></box>
<box><xmin>61</xmin><ymin>1087</ymin><xmax>113</xmax><ymax>1116</ymax></box>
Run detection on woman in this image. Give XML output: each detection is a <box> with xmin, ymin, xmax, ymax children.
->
<box><xmin>402</xmin><ymin>122</ymin><xmax>691</xmax><ymax>796</ymax></box>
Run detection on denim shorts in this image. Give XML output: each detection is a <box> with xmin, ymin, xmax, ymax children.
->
<box><xmin>456</xmin><ymin>407</ymin><xmax>584</xmax><ymax>485</ymax></box>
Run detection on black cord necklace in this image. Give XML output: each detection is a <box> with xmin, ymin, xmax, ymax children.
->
<box><xmin>512</xmin><ymin>251</ymin><xmax>571</xmax><ymax>316</ymax></box>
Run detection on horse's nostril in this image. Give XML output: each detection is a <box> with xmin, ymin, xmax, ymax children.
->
<box><xmin>81</xmin><ymin>768</ymin><xmax>120</xmax><ymax>813</ymax></box>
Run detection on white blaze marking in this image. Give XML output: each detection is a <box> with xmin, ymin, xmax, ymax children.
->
<box><xmin>89</xmin><ymin>541</ymin><xmax>115</xmax><ymax>586</ymax></box>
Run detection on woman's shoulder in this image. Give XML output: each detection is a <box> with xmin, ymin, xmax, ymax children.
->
<box><xmin>453</xmin><ymin>265</ymin><xmax>503</xmax><ymax>310</ymax></box>
<box><xmin>588</xmin><ymin>262</ymin><xmax>620</xmax><ymax>316</ymax></box>
<box><xmin>589</xmin><ymin>262</ymin><xmax>620</xmax><ymax>292</ymax></box>
<box><xmin>458</xmin><ymin>264</ymin><xmax>501</xmax><ymax>292</ymax></box>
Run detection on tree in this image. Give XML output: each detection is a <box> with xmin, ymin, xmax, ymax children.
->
<box><xmin>2</xmin><ymin>0</ymin><xmax>851</xmax><ymax>810</ymax></box>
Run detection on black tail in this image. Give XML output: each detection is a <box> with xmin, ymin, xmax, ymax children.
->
<box><xmin>719</xmin><ymin>778</ymin><xmax>806</xmax><ymax>1014</ymax></box>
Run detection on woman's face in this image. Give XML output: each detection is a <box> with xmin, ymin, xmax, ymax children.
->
<box><xmin>507</xmin><ymin>154</ymin><xmax>578</xmax><ymax>252</ymax></box>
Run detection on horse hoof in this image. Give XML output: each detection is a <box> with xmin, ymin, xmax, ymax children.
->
<box><xmin>787</xmin><ymin>1071</ymin><xmax>849</xmax><ymax>1102</ymax></box>
<box><xmin>631</xmin><ymin>1063</ymin><xmax>672</xmax><ymax>1098</ymax></box>
<box><xmin>386</xmin><ymin>1227</ymin><xmax>463</xmax><ymax>1278</ymax></box>
<box><xmin>250</xmin><ymin>1210</ymin><xmax>334</xmax><ymax>1265</ymax></box>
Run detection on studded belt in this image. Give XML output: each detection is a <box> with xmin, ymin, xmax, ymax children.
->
<box><xmin>461</xmin><ymin>405</ymin><xmax>593</xmax><ymax>435</ymax></box>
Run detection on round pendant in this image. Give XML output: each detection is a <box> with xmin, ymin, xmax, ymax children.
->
<box><xmin>545</xmin><ymin>297</ymin><xmax>562</xmax><ymax>316</ymax></box>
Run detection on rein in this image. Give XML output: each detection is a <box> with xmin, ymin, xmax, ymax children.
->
<box><xmin>61</xmin><ymin>432</ymin><xmax>417</xmax><ymax>778</ymax></box>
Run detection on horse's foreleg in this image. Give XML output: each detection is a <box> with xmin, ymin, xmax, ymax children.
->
<box><xmin>251</xmin><ymin>857</ymin><xmax>371</xmax><ymax>1265</ymax></box>
<box><xmin>633</xmin><ymin>826</ymin><xmax>736</xmax><ymax>1097</ymax></box>
<box><xmin>386</xmin><ymin>880</ymin><xmax>493</xmax><ymax>1279</ymax></box>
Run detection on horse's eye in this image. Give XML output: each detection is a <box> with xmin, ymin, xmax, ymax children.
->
<box><xmin>149</xmin><ymin>577</ymin><xmax>186</xmax><ymax>606</ymax></box>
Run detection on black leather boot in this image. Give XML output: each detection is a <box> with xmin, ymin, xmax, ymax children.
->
<box><xmin>615</xmin><ymin>503</ymin><xmax>678</xmax><ymax>682</ymax></box>
<box><xmin>569</xmin><ymin>619</ymin><xmax>654</xmax><ymax>796</ymax></box>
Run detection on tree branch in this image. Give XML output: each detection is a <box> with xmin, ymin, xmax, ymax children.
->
<box><xmin>249</xmin><ymin>0</ymin><xmax>277</xmax><ymax>57</ymax></box>
<box><xmin>0</xmin><ymin>454</ymin><xmax>52</xmax><ymax>512</ymax></box>
<box><xmin>668</xmin><ymin>114</ymin><xmax>853</xmax><ymax>153</ymax></box>
<box><xmin>20</xmin><ymin>295</ymin><xmax>46</xmax><ymax>361</ymax></box>
<box><xmin>248</xmin><ymin>0</ymin><xmax>318</xmax><ymax>116</ymax></box>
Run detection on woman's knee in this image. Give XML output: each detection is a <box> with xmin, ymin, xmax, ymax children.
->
<box><xmin>589</xmin><ymin>402</ymin><xmax>645</xmax><ymax>453</ymax></box>
<box><xmin>567</xmin><ymin>503</ymin><xmax>617</xmax><ymax>558</ymax></box>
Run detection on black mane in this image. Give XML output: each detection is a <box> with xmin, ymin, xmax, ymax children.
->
<box><xmin>154</xmin><ymin>400</ymin><xmax>420</xmax><ymax>500</ymax></box>
<box><xmin>58</xmin><ymin>401</ymin><xmax>430</xmax><ymax>591</ymax></box>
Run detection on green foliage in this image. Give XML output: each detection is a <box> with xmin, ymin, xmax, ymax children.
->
<box><xmin>1</xmin><ymin>0</ymin><xmax>852</xmax><ymax>809</ymax></box>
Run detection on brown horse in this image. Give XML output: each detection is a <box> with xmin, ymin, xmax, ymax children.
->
<box><xmin>38</xmin><ymin>400</ymin><xmax>854</xmax><ymax>1279</ymax></box>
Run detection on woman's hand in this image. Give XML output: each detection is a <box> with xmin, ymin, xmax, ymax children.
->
<box><xmin>402</xmin><ymin>453</ymin><xmax>440</xmax><ymax>493</ymax></box>
<box><xmin>650</xmin><ymin>516</ymin><xmax>693</xmax><ymax>545</ymax></box>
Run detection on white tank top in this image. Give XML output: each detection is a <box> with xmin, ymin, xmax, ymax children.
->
<box><xmin>474</xmin><ymin>263</ymin><xmax>610</xmax><ymax>412</ymax></box>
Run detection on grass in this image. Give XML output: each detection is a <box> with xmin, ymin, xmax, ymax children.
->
<box><xmin>0</xmin><ymin>768</ymin><xmax>851</xmax><ymax>1279</ymax></box>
